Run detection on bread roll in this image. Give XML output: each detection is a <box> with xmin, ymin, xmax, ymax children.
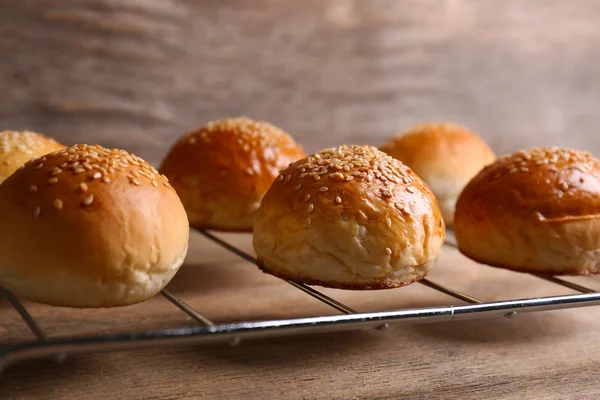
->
<box><xmin>454</xmin><ymin>146</ymin><xmax>600</xmax><ymax>275</ymax></box>
<box><xmin>159</xmin><ymin>117</ymin><xmax>306</xmax><ymax>232</ymax></box>
<box><xmin>380</xmin><ymin>122</ymin><xmax>495</xmax><ymax>226</ymax></box>
<box><xmin>0</xmin><ymin>130</ymin><xmax>65</xmax><ymax>183</ymax></box>
<box><xmin>253</xmin><ymin>145</ymin><xmax>445</xmax><ymax>289</ymax></box>
<box><xmin>0</xmin><ymin>144</ymin><xmax>189</xmax><ymax>307</ymax></box>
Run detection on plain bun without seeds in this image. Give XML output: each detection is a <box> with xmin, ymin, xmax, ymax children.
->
<box><xmin>0</xmin><ymin>144</ymin><xmax>190</xmax><ymax>307</ymax></box>
<box><xmin>253</xmin><ymin>144</ymin><xmax>445</xmax><ymax>290</ymax></box>
<box><xmin>379</xmin><ymin>122</ymin><xmax>495</xmax><ymax>226</ymax></box>
<box><xmin>454</xmin><ymin>146</ymin><xmax>600</xmax><ymax>276</ymax></box>
<box><xmin>159</xmin><ymin>117</ymin><xmax>306</xmax><ymax>232</ymax></box>
<box><xmin>0</xmin><ymin>130</ymin><xmax>65</xmax><ymax>183</ymax></box>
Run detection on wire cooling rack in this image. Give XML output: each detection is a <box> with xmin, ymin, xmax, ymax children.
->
<box><xmin>2</xmin><ymin>229</ymin><xmax>600</xmax><ymax>375</ymax></box>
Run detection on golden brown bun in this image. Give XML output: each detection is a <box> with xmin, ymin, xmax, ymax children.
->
<box><xmin>0</xmin><ymin>144</ymin><xmax>189</xmax><ymax>307</ymax></box>
<box><xmin>159</xmin><ymin>117</ymin><xmax>306</xmax><ymax>232</ymax></box>
<box><xmin>253</xmin><ymin>145</ymin><xmax>445</xmax><ymax>289</ymax></box>
<box><xmin>380</xmin><ymin>122</ymin><xmax>495</xmax><ymax>226</ymax></box>
<box><xmin>454</xmin><ymin>146</ymin><xmax>600</xmax><ymax>275</ymax></box>
<box><xmin>0</xmin><ymin>130</ymin><xmax>65</xmax><ymax>183</ymax></box>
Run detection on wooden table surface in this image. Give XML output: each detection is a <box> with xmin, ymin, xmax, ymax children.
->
<box><xmin>1</xmin><ymin>230</ymin><xmax>600</xmax><ymax>399</ymax></box>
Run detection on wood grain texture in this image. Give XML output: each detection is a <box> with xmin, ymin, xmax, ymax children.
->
<box><xmin>1</xmin><ymin>0</ymin><xmax>600</xmax><ymax>167</ymax></box>
<box><xmin>2</xmin><ymin>231</ymin><xmax>600</xmax><ymax>399</ymax></box>
<box><xmin>3</xmin><ymin>1</ymin><xmax>600</xmax><ymax>398</ymax></box>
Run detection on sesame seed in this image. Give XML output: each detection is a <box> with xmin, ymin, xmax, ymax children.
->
<box><xmin>335</xmin><ymin>196</ymin><xmax>342</xmax><ymax>204</ymax></box>
<box><xmin>52</xmin><ymin>167</ymin><xmax>62</xmax><ymax>176</ymax></box>
<box><xmin>285</xmin><ymin>175</ymin><xmax>292</xmax><ymax>183</ymax></box>
<box><xmin>300</xmin><ymin>173</ymin><xmax>308</xmax><ymax>178</ymax></box>
<box><xmin>358</xmin><ymin>210</ymin><xmax>368</xmax><ymax>220</ymax></box>
<box><xmin>131</xmin><ymin>178</ymin><xmax>140</xmax><ymax>186</ymax></box>
<box><xmin>386</xmin><ymin>218</ymin><xmax>392</xmax><ymax>227</ymax></box>
<box><xmin>308</xmin><ymin>204</ymin><xmax>314</xmax><ymax>212</ymax></box>
<box><xmin>295</xmin><ymin>184</ymin><xmax>302</xmax><ymax>190</ymax></box>
<box><xmin>82</xmin><ymin>194</ymin><xmax>94</xmax><ymax>206</ymax></box>
<box><xmin>48</xmin><ymin>177</ymin><xmax>58</xmax><ymax>184</ymax></box>
<box><xmin>53</xmin><ymin>199</ymin><xmax>63</xmax><ymax>210</ymax></box>
<box><xmin>277</xmin><ymin>175</ymin><xmax>284</xmax><ymax>182</ymax></box>
<box><xmin>29</xmin><ymin>185</ymin><xmax>37</xmax><ymax>192</ymax></box>
<box><xmin>319</xmin><ymin>186</ymin><xmax>328</xmax><ymax>192</ymax></box>
<box><xmin>92</xmin><ymin>172</ymin><xmax>102</xmax><ymax>180</ymax></box>
<box><xmin>102</xmin><ymin>176</ymin><xmax>110</xmax><ymax>183</ymax></box>
<box><xmin>561</xmin><ymin>182</ymin><xmax>569</xmax><ymax>191</ymax></box>
<box><xmin>164</xmin><ymin>182</ymin><xmax>170</xmax><ymax>187</ymax></box>
<box><xmin>314</xmin><ymin>175</ymin><xmax>321</xmax><ymax>181</ymax></box>
<box><xmin>303</xmin><ymin>194</ymin><xmax>311</xmax><ymax>202</ymax></box>
<box><xmin>80</xmin><ymin>182</ymin><xmax>88</xmax><ymax>192</ymax></box>
<box><xmin>385</xmin><ymin>247</ymin><xmax>392</xmax><ymax>255</ymax></box>
<box><xmin>520</xmin><ymin>167</ymin><xmax>529</xmax><ymax>172</ymax></box>
<box><xmin>246</xmin><ymin>167</ymin><xmax>254</xmax><ymax>176</ymax></box>
<box><xmin>152</xmin><ymin>180</ymin><xmax>158</xmax><ymax>187</ymax></box>
<box><xmin>557</xmin><ymin>190</ymin><xmax>564</xmax><ymax>199</ymax></box>
<box><xmin>34</xmin><ymin>206</ymin><xmax>41</xmax><ymax>217</ymax></box>
<box><xmin>306</xmin><ymin>217</ymin><xmax>312</xmax><ymax>225</ymax></box>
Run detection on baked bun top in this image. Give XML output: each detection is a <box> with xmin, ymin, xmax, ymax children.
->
<box><xmin>253</xmin><ymin>144</ymin><xmax>445</xmax><ymax>289</ymax></box>
<box><xmin>457</xmin><ymin>146</ymin><xmax>600</xmax><ymax>222</ymax></box>
<box><xmin>0</xmin><ymin>130</ymin><xmax>65</xmax><ymax>182</ymax></box>
<box><xmin>379</xmin><ymin>122</ymin><xmax>495</xmax><ymax>225</ymax></box>
<box><xmin>0</xmin><ymin>144</ymin><xmax>189</xmax><ymax>307</ymax></box>
<box><xmin>159</xmin><ymin>116</ymin><xmax>306</xmax><ymax>231</ymax></box>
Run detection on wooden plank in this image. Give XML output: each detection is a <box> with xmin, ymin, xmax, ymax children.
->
<box><xmin>1</xmin><ymin>231</ymin><xmax>600</xmax><ymax>399</ymax></box>
<box><xmin>1</xmin><ymin>0</ymin><xmax>600</xmax><ymax>167</ymax></box>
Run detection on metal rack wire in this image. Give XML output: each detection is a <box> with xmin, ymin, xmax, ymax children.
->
<box><xmin>2</xmin><ymin>228</ymin><xmax>600</xmax><ymax>375</ymax></box>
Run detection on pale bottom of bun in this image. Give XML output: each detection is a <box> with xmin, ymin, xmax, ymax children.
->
<box><xmin>183</xmin><ymin>196</ymin><xmax>258</xmax><ymax>233</ymax></box>
<box><xmin>455</xmin><ymin>216</ymin><xmax>600</xmax><ymax>276</ymax></box>
<box><xmin>437</xmin><ymin>197</ymin><xmax>456</xmax><ymax>228</ymax></box>
<box><xmin>458</xmin><ymin>246</ymin><xmax>600</xmax><ymax>276</ymax></box>
<box><xmin>256</xmin><ymin>258</ymin><xmax>433</xmax><ymax>290</ymax></box>
<box><xmin>0</xmin><ymin>251</ymin><xmax>187</xmax><ymax>308</ymax></box>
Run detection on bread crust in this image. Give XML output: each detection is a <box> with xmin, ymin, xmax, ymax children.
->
<box><xmin>380</xmin><ymin>122</ymin><xmax>495</xmax><ymax>226</ymax></box>
<box><xmin>0</xmin><ymin>130</ymin><xmax>65</xmax><ymax>182</ymax></box>
<box><xmin>159</xmin><ymin>117</ymin><xmax>305</xmax><ymax>231</ymax></box>
<box><xmin>454</xmin><ymin>146</ymin><xmax>600</xmax><ymax>275</ymax></box>
<box><xmin>0</xmin><ymin>144</ymin><xmax>190</xmax><ymax>307</ymax></box>
<box><xmin>257</xmin><ymin>258</ymin><xmax>427</xmax><ymax>290</ymax></box>
<box><xmin>253</xmin><ymin>145</ymin><xmax>445</xmax><ymax>290</ymax></box>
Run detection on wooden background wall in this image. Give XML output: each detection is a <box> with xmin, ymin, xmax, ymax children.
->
<box><xmin>1</xmin><ymin>0</ymin><xmax>599</xmax><ymax>166</ymax></box>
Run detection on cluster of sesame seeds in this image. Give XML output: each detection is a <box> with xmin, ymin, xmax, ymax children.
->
<box><xmin>23</xmin><ymin>144</ymin><xmax>169</xmax><ymax>217</ymax></box>
<box><xmin>275</xmin><ymin>145</ymin><xmax>416</xmax><ymax>253</ymax></box>
<box><xmin>0</xmin><ymin>131</ymin><xmax>60</xmax><ymax>165</ymax></box>
<box><xmin>492</xmin><ymin>147</ymin><xmax>599</xmax><ymax>199</ymax></box>
<box><xmin>183</xmin><ymin>117</ymin><xmax>298</xmax><ymax>153</ymax></box>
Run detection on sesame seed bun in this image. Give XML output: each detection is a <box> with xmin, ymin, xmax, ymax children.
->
<box><xmin>159</xmin><ymin>117</ymin><xmax>306</xmax><ymax>232</ymax></box>
<box><xmin>379</xmin><ymin>122</ymin><xmax>495</xmax><ymax>226</ymax></box>
<box><xmin>454</xmin><ymin>147</ymin><xmax>600</xmax><ymax>276</ymax></box>
<box><xmin>0</xmin><ymin>130</ymin><xmax>65</xmax><ymax>183</ymax></box>
<box><xmin>0</xmin><ymin>144</ymin><xmax>190</xmax><ymax>307</ymax></box>
<box><xmin>253</xmin><ymin>145</ymin><xmax>445</xmax><ymax>290</ymax></box>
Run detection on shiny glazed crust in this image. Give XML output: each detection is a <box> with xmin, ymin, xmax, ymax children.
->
<box><xmin>253</xmin><ymin>145</ymin><xmax>445</xmax><ymax>290</ymax></box>
<box><xmin>454</xmin><ymin>146</ymin><xmax>600</xmax><ymax>275</ymax></box>
<box><xmin>159</xmin><ymin>117</ymin><xmax>306</xmax><ymax>232</ymax></box>
<box><xmin>0</xmin><ymin>144</ymin><xmax>190</xmax><ymax>307</ymax></box>
<box><xmin>379</xmin><ymin>122</ymin><xmax>495</xmax><ymax>226</ymax></box>
<box><xmin>0</xmin><ymin>130</ymin><xmax>65</xmax><ymax>182</ymax></box>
